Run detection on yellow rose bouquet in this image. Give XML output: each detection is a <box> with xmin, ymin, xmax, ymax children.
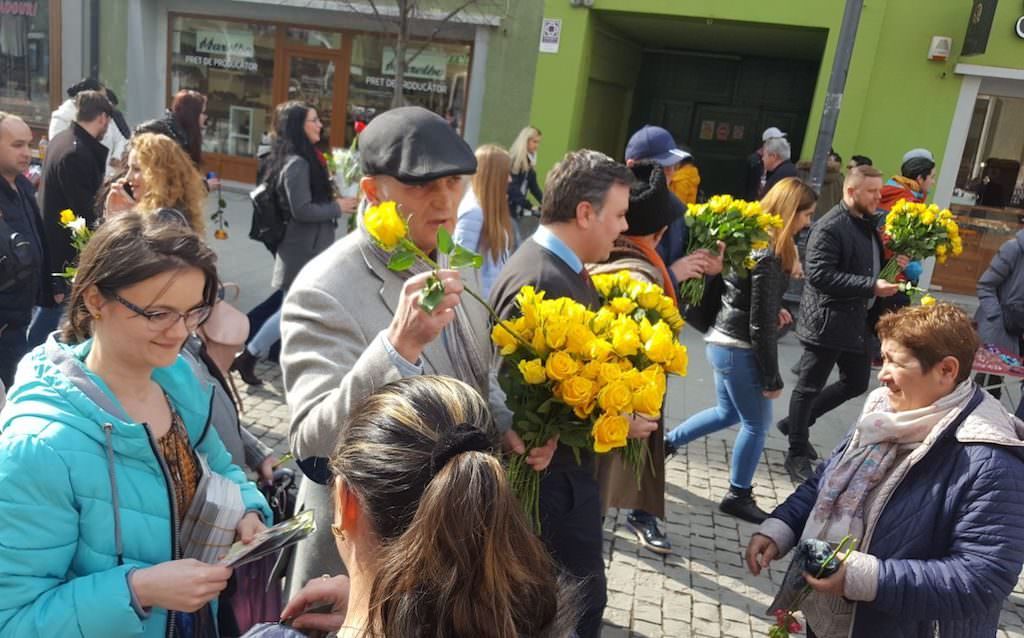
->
<box><xmin>493</xmin><ymin>273</ymin><xmax>688</xmax><ymax>528</ymax></box>
<box><xmin>879</xmin><ymin>200</ymin><xmax>963</xmax><ymax>282</ymax></box>
<box><xmin>591</xmin><ymin>271</ymin><xmax>688</xmax><ymax>485</ymax></box>
<box><xmin>56</xmin><ymin>209</ymin><xmax>91</xmax><ymax>280</ymax></box>
<box><xmin>679</xmin><ymin>195</ymin><xmax>783</xmax><ymax>306</ymax></box>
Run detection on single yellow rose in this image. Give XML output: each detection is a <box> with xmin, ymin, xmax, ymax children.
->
<box><xmin>574</xmin><ymin>400</ymin><xmax>598</xmax><ymax>420</ymax></box>
<box><xmin>935</xmin><ymin>244</ymin><xmax>947</xmax><ymax>257</ymax></box>
<box><xmin>644</xmin><ymin>324</ymin><xmax>676</xmax><ymax>364</ymax></box>
<box><xmin>610</xmin><ymin>319</ymin><xmax>641</xmax><ymax>357</ymax></box>
<box><xmin>598</xmin><ymin>380</ymin><xmax>633</xmax><ymax>414</ymax></box>
<box><xmin>545</xmin><ymin>322</ymin><xmax>570</xmax><ymax>350</ymax></box>
<box><xmin>609</xmin><ymin>297</ymin><xmax>637</xmax><ymax>315</ymax></box>
<box><xmin>587</xmin><ymin>338</ymin><xmax>615</xmax><ymax>362</ymax></box>
<box><xmin>363</xmin><ymin>201</ymin><xmax>407</xmax><ymax>251</ymax></box>
<box><xmin>666</xmin><ymin>344</ymin><xmax>689</xmax><ymax>376</ymax></box>
<box><xmin>752</xmin><ymin>240</ymin><xmax>769</xmax><ymax>251</ymax></box>
<box><xmin>920</xmin><ymin>211</ymin><xmax>936</xmax><ymax>226</ymax></box>
<box><xmin>545</xmin><ymin>351</ymin><xmax>579</xmax><ymax>382</ymax></box>
<box><xmin>531</xmin><ymin>329</ymin><xmax>548</xmax><ymax>356</ymax></box>
<box><xmin>491</xmin><ymin>321</ymin><xmax>520</xmax><ymax>356</ymax></box>
<box><xmin>59</xmin><ymin>209</ymin><xmax>76</xmax><ymax>225</ymax></box>
<box><xmin>518</xmin><ymin>358</ymin><xmax>547</xmax><ymax>384</ymax></box>
<box><xmin>637</xmin><ymin>286</ymin><xmax>662</xmax><ymax>310</ymax></box>
<box><xmin>592</xmin><ymin>413</ymin><xmax>629</xmax><ymax>453</ymax></box>
<box><xmin>640</xmin><ymin>364</ymin><xmax>667</xmax><ymax>393</ymax></box>
<box><xmin>598</xmin><ymin>362</ymin><xmax>622</xmax><ymax>384</ymax></box>
<box><xmin>565</xmin><ymin>324</ymin><xmax>595</xmax><ymax>355</ymax></box>
<box><xmin>512</xmin><ymin>316</ymin><xmax>534</xmax><ymax>342</ymax></box>
<box><xmin>634</xmin><ymin>382</ymin><xmax>664</xmax><ymax>416</ymax></box>
<box><xmin>560</xmin><ymin>375</ymin><xmax>596</xmax><ymax>408</ymax></box>
<box><xmin>580</xmin><ymin>360</ymin><xmax>602</xmax><ymax>380</ymax></box>
<box><xmin>920</xmin><ymin>295</ymin><xmax>937</xmax><ymax>307</ymax></box>
<box><xmin>952</xmin><ymin>243</ymin><xmax>963</xmax><ymax>257</ymax></box>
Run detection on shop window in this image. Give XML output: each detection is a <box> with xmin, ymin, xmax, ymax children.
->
<box><xmin>287</xmin><ymin>27</ymin><xmax>342</xmax><ymax>49</ymax></box>
<box><xmin>954</xmin><ymin>95</ymin><xmax>1024</xmax><ymax>209</ymax></box>
<box><xmin>169</xmin><ymin>16</ymin><xmax>276</xmax><ymax>158</ymax></box>
<box><xmin>347</xmin><ymin>34</ymin><xmax>471</xmax><ymax>142</ymax></box>
<box><xmin>0</xmin><ymin>0</ymin><xmax>52</xmax><ymax>125</ymax></box>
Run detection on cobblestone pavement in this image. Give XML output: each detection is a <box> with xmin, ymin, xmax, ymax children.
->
<box><xmin>210</xmin><ymin>191</ymin><xmax>1024</xmax><ymax>637</ymax></box>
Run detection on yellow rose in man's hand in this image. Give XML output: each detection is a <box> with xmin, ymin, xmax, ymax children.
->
<box><xmin>644</xmin><ymin>325</ymin><xmax>676</xmax><ymax>364</ymax></box>
<box><xmin>592</xmin><ymin>413</ymin><xmax>629</xmax><ymax>453</ymax></box>
<box><xmin>364</xmin><ymin>201</ymin><xmax>407</xmax><ymax>251</ymax></box>
<box><xmin>491</xmin><ymin>321</ymin><xmax>520</xmax><ymax>356</ymax></box>
<box><xmin>518</xmin><ymin>359</ymin><xmax>547</xmax><ymax>384</ymax></box>
<box><xmin>634</xmin><ymin>382</ymin><xmax>664</xmax><ymax>416</ymax></box>
<box><xmin>545</xmin><ymin>351</ymin><xmax>579</xmax><ymax>382</ymax></box>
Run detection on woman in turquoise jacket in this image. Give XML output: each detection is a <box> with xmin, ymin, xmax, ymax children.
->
<box><xmin>0</xmin><ymin>213</ymin><xmax>272</xmax><ymax>638</ymax></box>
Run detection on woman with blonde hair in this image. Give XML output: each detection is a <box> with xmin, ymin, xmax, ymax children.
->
<box><xmin>665</xmin><ymin>177</ymin><xmax>817</xmax><ymax>523</ymax></box>
<box><xmin>453</xmin><ymin>144</ymin><xmax>517</xmax><ymax>296</ymax></box>
<box><xmin>507</xmin><ymin>126</ymin><xmax>543</xmax><ymax>218</ymax></box>
<box><xmin>104</xmin><ymin>133</ymin><xmax>208</xmax><ymax>234</ymax></box>
<box><xmin>280</xmin><ymin>375</ymin><xmax>576</xmax><ymax>637</ymax></box>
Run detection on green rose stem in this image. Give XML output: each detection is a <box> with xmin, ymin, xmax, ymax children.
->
<box><xmin>879</xmin><ymin>257</ymin><xmax>902</xmax><ymax>283</ymax></box>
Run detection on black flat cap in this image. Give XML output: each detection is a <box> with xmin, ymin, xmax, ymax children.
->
<box><xmin>359</xmin><ymin>106</ymin><xmax>477</xmax><ymax>183</ymax></box>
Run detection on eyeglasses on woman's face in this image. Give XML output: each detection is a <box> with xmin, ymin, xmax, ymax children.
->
<box><xmin>108</xmin><ymin>291</ymin><xmax>212</xmax><ymax>332</ymax></box>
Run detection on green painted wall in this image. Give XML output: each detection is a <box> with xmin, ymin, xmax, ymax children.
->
<box><xmin>476</xmin><ymin>0</ymin><xmax>545</xmax><ymax>148</ymax></box>
<box><xmin>530</xmin><ymin>0</ymin><xmax>1024</xmax><ymax>191</ymax></box>
<box><xmin>97</xmin><ymin>0</ymin><xmax>129</xmax><ymax>112</ymax></box>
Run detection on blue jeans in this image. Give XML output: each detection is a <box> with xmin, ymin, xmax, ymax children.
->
<box><xmin>665</xmin><ymin>343</ymin><xmax>771</xmax><ymax>489</ymax></box>
<box><xmin>27</xmin><ymin>305</ymin><xmax>64</xmax><ymax>350</ymax></box>
<box><xmin>246</xmin><ymin>308</ymin><xmax>281</xmax><ymax>359</ymax></box>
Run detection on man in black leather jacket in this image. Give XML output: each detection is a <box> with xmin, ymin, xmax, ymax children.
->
<box><xmin>777</xmin><ymin>166</ymin><xmax>904</xmax><ymax>481</ymax></box>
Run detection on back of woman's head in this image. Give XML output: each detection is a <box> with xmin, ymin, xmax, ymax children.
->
<box><xmin>761</xmin><ymin>177</ymin><xmax>817</xmax><ymax>274</ymax></box>
<box><xmin>509</xmin><ymin>126</ymin><xmax>540</xmax><ymax>175</ymax></box>
<box><xmin>63</xmin><ymin>212</ymin><xmax>218</xmax><ymax>344</ymax></box>
<box><xmin>131</xmin><ymin>133</ymin><xmax>208</xmax><ymax>234</ymax></box>
<box><xmin>472</xmin><ymin>144</ymin><xmax>514</xmax><ymax>262</ymax></box>
<box><xmin>170</xmin><ymin>89</ymin><xmax>206</xmax><ymax>165</ymax></box>
<box><xmin>331</xmin><ymin>376</ymin><xmax>572</xmax><ymax>638</ymax></box>
<box><xmin>267</xmin><ymin>101</ymin><xmax>331</xmax><ymax>202</ymax></box>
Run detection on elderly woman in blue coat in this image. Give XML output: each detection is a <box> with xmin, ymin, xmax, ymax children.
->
<box><xmin>746</xmin><ymin>303</ymin><xmax>1024</xmax><ymax>638</ymax></box>
<box><xmin>0</xmin><ymin>213</ymin><xmax>272</xmax><ymax>638</ymax></box>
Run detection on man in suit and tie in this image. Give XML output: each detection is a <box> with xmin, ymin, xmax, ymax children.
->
<box><xmin>279</xmin><ymin>106</ymin><xmax>556</xmax><ymax>596</ymax></box>
<box><xmin>490</xmin><ymin>150</ymin><xmax>660</xmax><ymax>638</ymax></box>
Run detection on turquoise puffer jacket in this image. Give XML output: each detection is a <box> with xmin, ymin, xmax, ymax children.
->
<box><xmin>0</xmin><ymin>337</ymin><xmax>273</xmax><ymax>637</ymax></box>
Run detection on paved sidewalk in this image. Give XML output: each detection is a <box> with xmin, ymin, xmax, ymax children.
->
<box><xmin>206</xmin><ymin>191</ymin><xmax>1024</xmax><ymax>638</ymax></box>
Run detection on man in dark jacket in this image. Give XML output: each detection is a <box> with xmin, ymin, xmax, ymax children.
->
<box><xmin>762</xmin><ymin>136</ymin><xmax>799</xmax><ymax>196</ymax></box>
<box><xmin>0</xmin><ymin>112</ymin><xmax>48</xmax><ymax>387</ymax></box>
<box><xmin>28</xmin><ymin>91</ymin><xmax>112</xmax><ymax>348</ymax></box>
<box><xmin>778</xmin><ymin>166</ymin><xmax>903</xmax><ymax>481</ymax></box>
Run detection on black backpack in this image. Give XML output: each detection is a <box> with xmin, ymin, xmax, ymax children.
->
<box><xmin>248</xmin><ymin>179</ymin><xmax>290</xmax><ymax>255</ymax></box>
<box><xmin>0</xmin><ymin>212</ymin><xmax>33</xmax><ymax>293</ymax></box>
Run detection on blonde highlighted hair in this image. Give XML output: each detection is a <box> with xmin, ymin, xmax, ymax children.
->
<box><xmin>130</xmin><ymin>133</ymin><xmax>208</xmax><ymax>234</ymax></box>
<box><xmin>472</xmin><ymin>145</ymin><xmax>516</xmax><ymax>262</ymax></box>
<box><xmin>509</xmin><ymin>126</ymin><xmax>541</xmax><ymax>175</ymax></box>
<box><xmin>760</xmin><ymin>177</ymin><xmax>817</xmax><ymax>274</ymax></box>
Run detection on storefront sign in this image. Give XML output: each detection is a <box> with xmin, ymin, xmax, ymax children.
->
<box><xmin>962</xmin><ymin>0</ymin><xmax>998</xmax><ymax>56</ymax></box>
<box><xmin>382</xmin><ymin>49</ymin><xmax>447</xmax><ymax>80</ymax></box>
<box><xmin>184</xmin><ymin>54</ymin><xmax>258</xmax><ymax>73</ymax></box>
<box><xmin>196</xmin><ymin>30</ymin><xmax>255</xmax><ymax>58</ymax></box>
<box><xmin>539</xmin><ymin>18</ymin><xmax>562</xmax><ymax>54</ymax></box>
<box><xmin>0</xmin><ymin>1</ymin><xmax>38</xmax><ymax>16</ymax></box>
<box><xmin>365</xmin><ymin>75</ymin><xmax>448</xmax><ymax>94</ymax></box>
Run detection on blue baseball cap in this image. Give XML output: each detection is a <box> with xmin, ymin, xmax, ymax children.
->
<box><xmin>624</xmin><ymin>125</ymin><xmax>691</xmax><ymax>167</ymax></box>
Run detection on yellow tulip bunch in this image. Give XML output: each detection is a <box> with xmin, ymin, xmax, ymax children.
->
<box><xmin>881</xmin><ymin>200</ymin><xmax>963</xmax><ymax>281</ymax></box>
<box><xmin>679</xmin><ymin>195</ymin><xmax>783</xmax><ymax>305</ymax></box>
<box><xmin>493</xmin><ymin>273</ymin><xmax>689</xmax><ymax>523</ymax></box>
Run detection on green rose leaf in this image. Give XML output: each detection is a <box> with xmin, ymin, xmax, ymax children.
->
<box><xmin>388</xmin><ymin>249</ymin><xmax>416</xmax><ymax>271</ymax></box>
<box><xmin>437</xmin><ymin>226</ymin><xmax>454</xmax><ymax>255</ymax></box>
<box><xmin>451</xmin><ymin>244</ymin><xmax>484</xmax><ymax>269</ymax></box>
<box><xmin>418</xmin><ymin>276</ymin><xmax>446</xmax><ymax>313</ymax></box>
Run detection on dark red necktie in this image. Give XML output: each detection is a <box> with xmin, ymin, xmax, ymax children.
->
<box><xmin>579</xmin><ymin>268</ymin><xmax>595</xmax><ymax>291</ymax></box>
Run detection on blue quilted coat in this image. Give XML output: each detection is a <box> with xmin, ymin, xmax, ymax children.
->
<box><xmin>770</xmin><ymin>387</ymin><xmax>1024</xmax><ymax>637</ymax></box>
<box><xmin>0</xmin><ymin>337</ymin><xmax>272</xmax><ymax>637</ymax></box>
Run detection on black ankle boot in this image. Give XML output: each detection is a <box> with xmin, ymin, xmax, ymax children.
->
<box><xmin>719</xmin><ymin>486</ymin><xmax>770</xmax><ymax>524</ymax></box>
<box><xmin>231</xmin><ymin>349</ymin><xmax>264</xmax><ymax>386</ymax></box>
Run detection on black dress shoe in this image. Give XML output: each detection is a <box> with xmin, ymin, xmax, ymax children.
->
<box><xmin>626</xmin><ymin>512</ymin><xmax>672</xmax><ymax>555</ymax></box>
<box><xmin>785</xmin><ymin>453</ymin><xmax>816</xmax><ymax>483</ymax></box>
<box><xmin>719</xmin><ymin>486</ymin><xmax>770</xmax><ymax>524</ymax></box>
<box><xmin>776</xmin><ymin>418</ymin><xmax>819</xmax><ymax>460</ymax></box>
<box><xmin>231</xmin><ymin>349</ymin><xmax>264</xmax><ymax>386</ymax></box>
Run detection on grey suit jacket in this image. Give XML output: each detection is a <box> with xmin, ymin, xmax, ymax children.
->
<box><xmin>280</xmin><ymin>228</ymin><xmax>508</xmax><ymax>593</ymax></box>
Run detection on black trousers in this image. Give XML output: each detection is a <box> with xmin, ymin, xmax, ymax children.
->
<box><xmin>0</xmin><ymin>322</ymin><xmax>28</xmax><ymax>389</ymax></box>
<box><xmin>785</xmin><ymin>343</ymin><xmax>871</xmax><ymax>454</ymax></box>
<box><xmin>539</xmin><ymin>467</ymin><xmax>606</xmax><ymax>638</ymax></box>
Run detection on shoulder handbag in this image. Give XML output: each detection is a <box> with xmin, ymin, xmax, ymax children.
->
<box><xmin>197</xmin><ymin>283</ymin><xmax>250</xmax><ymax>409</ymax></box>
<box><xmin>248</xmin><ymin>174</ymin><xmax>291</xmax><ymax>255</ymax></box>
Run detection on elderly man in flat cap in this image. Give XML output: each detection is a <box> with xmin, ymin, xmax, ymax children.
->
<box><xmin>278</xmin><ymin>106</ymin><xmax>555</xmax><ymax>597</ymax></box>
